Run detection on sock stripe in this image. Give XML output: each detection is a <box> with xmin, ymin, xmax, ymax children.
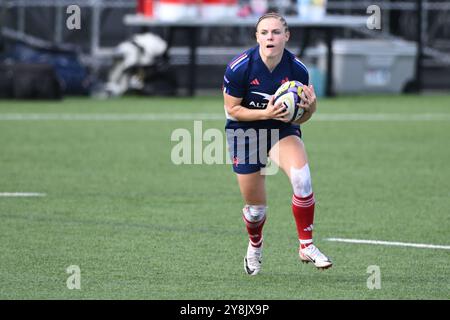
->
<box><xmin>292</xmin><ymin>199</ymin><xmax>315</xmax><ymax>207</ymax></box>
<box><xmin>292</xmin><ymin>195</ymin><xmax>315</xmax><ymax>207</ymax></box>
<box><xmin>250</xmin><ymin>237</ymin><xmax>263</xmax><ymax>247</ymax></box>
<box><xmin>242</xmin><ymin>215</ymin><xmax>266</xmax><ymax>228</ymax></box>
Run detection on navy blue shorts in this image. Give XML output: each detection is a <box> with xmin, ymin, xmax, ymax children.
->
<box><xmin>225</xmin><ymin>120</ymin><xmax>302</xmax><ymax>174</ymax></box>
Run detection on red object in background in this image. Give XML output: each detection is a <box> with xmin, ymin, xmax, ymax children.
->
<box><xmin>137</xmin><ymin>0</ymin><xmax>153</xmax><ymax>16</ymax></box>
<box><xmin>201</xmin><ymin>0</ymin><xmax>237</xmax><ymax>3</ymax></box>
<box><xmin>159</xmin><ymin>0</ymin><xmax>198</xmax><ymax>3</ymax></box>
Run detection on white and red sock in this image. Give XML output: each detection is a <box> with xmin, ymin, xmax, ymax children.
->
<box><xmin>292</xmin><ymin>193</ymin><xmax>315</xmax><ymax>249</ymax></box>
<box><xmin>242</xmin><ymin>214</ymin><xmax>266</xmax><ymax>248</ymax></box>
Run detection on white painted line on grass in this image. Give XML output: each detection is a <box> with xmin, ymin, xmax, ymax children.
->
<box><xmin>0</xmin><ymin>113</ymin><xmax>450</xmax><ymax>121</ymax></box>
<box><xmin>0</xmin><ymin>113</ymin><xmax>224</xmax><ymax>121</ymax></box>
<box><xmin>325</xmin><ymin>237</ymin><xmax>450</xmax><ymax>250</ymax></box>
<box><xmin>0</xmin><ymin>192</ymin><xmax>47</xmax><ymax>197</ymax></box>
<box><xmin>316</xmin><ymin>113</ymin><xmax>450</xmax><ymax>121</ymax></box>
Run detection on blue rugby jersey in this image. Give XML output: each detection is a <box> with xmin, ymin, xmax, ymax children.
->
<box><xmin>223</xmin><ymin>45</ymin><xmax>309</xmax><ymax>129</ymax></box>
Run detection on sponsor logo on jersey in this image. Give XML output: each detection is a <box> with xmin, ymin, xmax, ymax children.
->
<box><xmin>249</xmin><ymin>91</ymin><xmax>271</xmax><ymax>109</ymax></box>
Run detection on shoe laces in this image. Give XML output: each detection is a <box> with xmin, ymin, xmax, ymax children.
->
<box><xmin>303</xmin><ymin>244</ymin><xmax>325</xmax><ymax>260</ymax></box>
<box><xmin>247</xmin><ymin>246</ymin><xmax>262</xmax><ymax>265</ymax></box>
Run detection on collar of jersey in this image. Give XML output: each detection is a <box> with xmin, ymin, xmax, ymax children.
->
<box><xmin>253</xmin><ymin>45</ymin><xmax>288</xmax><ymax>75</ymax></box>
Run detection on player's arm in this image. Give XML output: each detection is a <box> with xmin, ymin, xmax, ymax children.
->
<box><xmin>293</xmin><ymin>85</ymin><xmax>317</xmax><ymax>125</ymax></box>
<box><xmin>224</xmin><ymin>92</ymin><xmax>289</xmax><ymax>121</ymax></box>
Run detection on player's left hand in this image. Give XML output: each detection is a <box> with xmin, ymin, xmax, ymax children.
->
<box><xmin>297</xmin><ymin>85</ymin><xmax>317</xmax><ymax>115</ymax></box>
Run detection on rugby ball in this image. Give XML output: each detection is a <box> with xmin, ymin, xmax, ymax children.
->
<box><xmin>273</xmin><ymin>80</ymin><xmax>305</xmax><ymax>122</ymax></box>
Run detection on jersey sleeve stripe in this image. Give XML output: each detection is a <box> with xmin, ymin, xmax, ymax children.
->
<box><xmin>231</xmin><ymin>58</ymin><xmax>249</xmax><ymax>72</ymax></box>
<box><xmin>230</xmin><ymin>54</ymin><xmax>248</xmax><ymax>70</ymax></box>
<box><xmin>230</xmin><ymin>53</ymin><xmax>247</xmax><ymax>67</ymax></box>
<box><xmin>294</xmin><ymin>58</ymin><xmax>308</xmax><ymax>73</ymax></box>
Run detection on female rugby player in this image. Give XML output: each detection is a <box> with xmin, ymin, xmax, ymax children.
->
<box><xmin>223</xmin><ymin>12</ymin><xmax>332</xmax><ymax>275</ymax></box>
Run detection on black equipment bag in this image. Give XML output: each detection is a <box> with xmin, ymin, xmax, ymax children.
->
<box><xmin>0</xmin><ymin>63</ymin><xmax>62</xmax><ymax>99</ymax></box>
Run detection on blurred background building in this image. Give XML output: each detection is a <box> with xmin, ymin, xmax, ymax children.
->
<box><xmin>1</xmin><ymin>0</ymin><xmax>450</xmax><ymax>98</ymax></box>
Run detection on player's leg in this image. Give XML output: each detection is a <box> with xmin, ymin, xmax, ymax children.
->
<box><xmin>236</xmin><ymin>171</ymin><xmax>267</xmax><ymax>275</ymax></box>
<box><xmin>226</xmin><ymin>126</ymin><xmax>269</xmax><ymax>275</ymax></box>
<box><xmin>269</xmin><ymin>134</ymin><xmax>332</xmax><ymax>269</ymax></box>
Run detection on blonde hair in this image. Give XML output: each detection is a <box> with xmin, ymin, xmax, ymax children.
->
<box><xmin>255</xmin><ymin>12</ymin><xmax>289</xmax><ymax>32</ymax></box>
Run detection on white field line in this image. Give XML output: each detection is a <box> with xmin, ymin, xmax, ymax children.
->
<box><xmin>0</xmin><ymin>113</ymin><xmax>450</xmax><ymax>121</ymax></box>
<box><xmin>0</xmin><ymin>113</ymin><xmax>224</xmax><ymax>121</ymax></box>
<box><xmin>325</xmin><ymin>237</ymin><xmax>450</xmax><ymax>250</ymax></box>
<box><xmin>0</xmin><ymin>192</ymin><xmax>46</xmax><ymax>197</ymax></box>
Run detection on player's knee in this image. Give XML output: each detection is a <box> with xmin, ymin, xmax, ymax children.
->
<box><xmin>290</xmin><ymin>164</ymin><xmax>313</xmax><ymax>198</ymax></box>
<box><xmin>243</xmin><ymin>204</ymin><xmax>267</xmax><ymax>222</ymax></box>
